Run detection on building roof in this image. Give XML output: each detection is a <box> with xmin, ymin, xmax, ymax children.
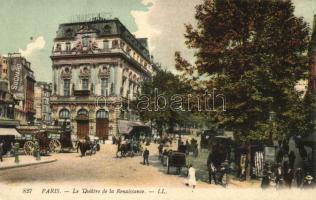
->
<box><xmin>54</xmin><ymin>18</ymin><xmax>151</xmax><ymax>61</ymax></box>
<box><xmin>0</xmin><ymin>127</ymin><xmax>21</xmax><ymax>136</ymax></box>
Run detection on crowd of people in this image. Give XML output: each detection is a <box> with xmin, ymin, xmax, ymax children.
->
<box><xmin>261</xmin><ymin>162</ymin><xmax>314</xmax><ymax>189</ymax></box>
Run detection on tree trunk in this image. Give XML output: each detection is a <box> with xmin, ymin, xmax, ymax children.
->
<box><xmin>246</xmin><ymin>144</ymin><xmax>252</xmax><ymax>181</ymax></box>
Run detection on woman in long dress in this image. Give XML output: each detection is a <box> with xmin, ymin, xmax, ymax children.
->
<box><xmin>185</xmin><ymin>164</ymin><xmax>197</xmax><ymax>188</ymax></box>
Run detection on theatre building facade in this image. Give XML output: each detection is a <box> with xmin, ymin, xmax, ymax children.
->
<box><xmin>50</xmin><ymin>17</ymin><xmax>156</xmax><ymax>139</ymax></box>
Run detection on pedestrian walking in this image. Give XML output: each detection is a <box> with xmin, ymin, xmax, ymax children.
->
<box><xmin>158</xmin><ymin>143</ymin><xmax>163</xmax><ymax>159</ymax></box>
<box><xmin>275</xmin><ymin>164</ymin><xmax>284</xmax><ymax>189</ymax></box>
<box><xmin>117</xmin><ymin>136</ymin><xmax>122</xmax><ymax>150</ymax></box>
<box><xmin>239</xmin><ymin>154</ymin><xmax>247</xmax><ymax>181</ymax></box>
<box><xmin>185</xmin><ymin>164</ymin><xmax>197</xmax><ymax>189</ymax></box>
<box><xmin>143</xmin><ymin>148</ymin><xmax>149</xmax><ymax>165</ymax></box>
<box><xmin>261</xmin><ymin>169</ymin><xmax>271</xmax><ymax>189</ymax></box>
<box><xmin>289</xmin><ymin>151</ymin><xmax>296</xmax><ymax>169</ymax></box>
<box><xmin>0</xmin><ymin>140</ymin><xmax>4</xmax><ymax>162</ymax></box>
<box><xmin>178</xmin><ymin>142</ymin><xmax>186</xmax><ymax>154</ymax></box>
<box><xmin>112</xmin><ymin>135</ymin><xmax>116</xmax><ymax>145</ymax></box>
<box><xmin>295</xmin><ymin>168</ymin><xmax>304</xmax><ymax>188</ymax></box>
<box><xmin>208</xmin><ymin>162</ymin><xmax>217</xmax><ymax>184</ymax></box>
<box><xmin>185</xmin><ymin>140</ymin><xmax>190</xmax><ymax>155</ymax></box>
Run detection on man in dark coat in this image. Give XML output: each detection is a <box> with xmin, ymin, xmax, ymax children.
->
<box><xmin>0</xmin><ymin>140</ymin><xmax>4</xmax><ymax>162</ymax></box>
<box><xmin>178</xmin><ymin>142</ymin><xmax>186</xmax><ymax>154</ymax></box>
<box><xmin>185</xmin><ymin>140</ymin><xmax>190</xmax><ymax>155</ymax></box>
<box><xmin>158</xmin><ymin>143</ymin><xmax>163</xmax><ymax>159</ymax></box>
<box><xmin>295</xmin><ymin>168</ymin><xmax>304</xmax><ymax>188</ymax></box>
<box><xmin>261</xmin><ymin>170</ymin><xmax>271</xmax><ymax>189</ymax></box>
<box><xmin>289</xmin><ymin>151</ymin><xmax>296</xmax><ymax>169</ymax></box>
<box><xmin>117</xmin><ymin>136</ymin><xmax>122</xmax><ymax>151</ymax></box>
<box><xmin>143</xmin><ymin>148</ymin><xmax>149</xmax><ymax>165</ymax></box>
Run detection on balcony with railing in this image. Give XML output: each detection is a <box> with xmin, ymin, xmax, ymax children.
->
<box><xmin>52</xmin><ymin>46</ymin><xmax>152</xmax><ymax>75</ymax></box>
<box><xmin>50</xmin><ymin>95</ymin><xmax>124</xmax><ymax>104</ymax></box>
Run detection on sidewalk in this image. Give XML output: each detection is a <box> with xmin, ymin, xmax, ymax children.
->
<box><xmin>0</xmin><ymin>155</ymin><xmax>57</xmax><ymax>170</ymax></box>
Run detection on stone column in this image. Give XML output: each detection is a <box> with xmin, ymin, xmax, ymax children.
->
<box><xmin>114</xmin><ymin>64</ymin><xmax>122</xmax><ymax>95</ymax></box>
<box><xmin>111</xmin><ymin>105</ymin><xmax>121</xmax><ymax>136</ymax></box>
<box><xmin>109</xmin><ymin>65</ymin><xmax>115</xmax><ymax>95</ymax></box>
<box><xmin>129</xmin><ymin>82</ymin><xmax>134</xmax><ymax>99</ymax></box>
<box><xmin>124</xmin><ymin>77</ymin><xmax>129</xmax><ymax>98</ymax></box>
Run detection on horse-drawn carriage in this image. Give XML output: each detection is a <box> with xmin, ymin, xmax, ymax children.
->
<box><xmin>16</xmin><ymin>124</ymin><xmax>76</xmax><ymax>155</ymax></box>
<box><xmin>77</xmin><ymin>136</ymin><xmax>100</xmax><ymax>157</ymax></box>
<box><xmin>167</xmin><ymin>151</ymin><xmax>187</xmax><ymax>174</ymax></box>
<box><xmin>16</xmin><ymin>129</ymin><xmax>62</xmax><ymax>155</ymax></box>
<box><xmin>116</xmin><ymin>139</ymin><xmax>143</xmax><ymax>158</ymax></box>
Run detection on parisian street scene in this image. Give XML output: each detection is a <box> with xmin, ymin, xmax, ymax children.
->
<box><xmin>0</xmin><ymin>0</ymin><xmax>316</xmax><ymax>199</ymax></box>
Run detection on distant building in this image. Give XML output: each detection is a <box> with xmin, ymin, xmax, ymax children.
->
<box><xmin>6</xmin><ymin>53</ymin><xmax>36</xmax><ymax>125</ymax></box>
<box><xmin>0</xmin><ymin>56</ymin><xmax>9</xmax><ymax>80</ymax></box>
<box><xmin>0</xmin><ymin>69</ymin><xmax>20</xmax><ymax>153</ymax></box>
<box><xmin>0</xmin><ymin>80</ymin><xmax>16</xmax><ymax>124</ymax></box>
<box><xmin>34</xmin><ymin>82</ymin><xmax>52</xmax><ymax>124</ymax></box>
<box><xmin>50</xmin><ymin>17</ymin><xmax>157</xmax><ymax>139</ymax></box>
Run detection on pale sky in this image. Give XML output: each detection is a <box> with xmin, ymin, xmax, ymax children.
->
<box><xmin>0</xmin><ymin>0</ymin><xmax>315</xmax><ymax>82</ymax></box>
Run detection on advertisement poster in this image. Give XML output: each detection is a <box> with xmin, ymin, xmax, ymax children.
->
<box><xmin>0</xmin><ymin>0</ymin><xmax>316</xmax><ymax>200</ymax></box>
<box><xmin>8</xmin><ymin>56</ymin><xmax>25</xmax><ymax>100</ymax></box>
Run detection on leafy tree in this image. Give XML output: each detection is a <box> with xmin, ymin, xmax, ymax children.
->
<box><xmin>175</xmin><ymin>0</ymin><xmax>314</xmax><ymax>142</ymax></box>
<box><xmin>132</xmin><ymin>70</ymin><xmax>192</xmax><ymax>137</ymax></box>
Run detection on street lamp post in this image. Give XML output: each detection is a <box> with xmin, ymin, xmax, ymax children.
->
<box><xmin>269</xmin><ymin>111</ymin><xmax>276</xmax><ymax>145</ymax></box>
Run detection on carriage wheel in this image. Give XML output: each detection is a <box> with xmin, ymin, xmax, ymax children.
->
<box><xmin>24</xmin><ymin>141</ymin><xmax>35</xmax><ymax>156</ymax></box>
<box><xmin>49</xmin><ymin>139</ymin><xmax>61</xmax><ymax>153</ymax></box>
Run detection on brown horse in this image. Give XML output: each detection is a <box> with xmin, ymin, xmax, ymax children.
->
<box><xmin>78</xmin><ymin>139</ymin><xmax>92</xmax><ymax>157</ymax></box>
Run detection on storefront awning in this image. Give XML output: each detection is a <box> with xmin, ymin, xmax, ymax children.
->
<box><xmin>118</xmin><ymin>120</ymin><xmax>148</xmax><ymax>135</ymax></box>
<box><xmin>0</xmin><ymin>127</ymin><xmax>21</xmax><ymax>136</ymax></box>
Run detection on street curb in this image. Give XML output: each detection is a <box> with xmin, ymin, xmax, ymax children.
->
<box><xmin>0</xmin><ymin>159</ymin><xmax>57</xmax><ymax>170</ymax></box>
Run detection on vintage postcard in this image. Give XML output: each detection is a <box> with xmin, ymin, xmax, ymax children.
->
<box><xmin>0</xmin><ymin>0</ymin><xmax>316</xmax><ymax>200</ymax></box>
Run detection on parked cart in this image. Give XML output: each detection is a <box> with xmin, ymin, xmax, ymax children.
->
<box><xmin>167</xmin><ymin>151</ymin><xmax>187</xmax><ymax>174</ymax></box>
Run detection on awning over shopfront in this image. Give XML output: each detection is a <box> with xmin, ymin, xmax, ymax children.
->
<box><xmin>0</xmin><ymin>127</ymin><xmax>21</xmax><ymax>136</ymax></box>
<box><xmin>117</xmin><ymin>120</ymin><xmax>151</xmax><ymax>140</ymax></box>
<box><xmin>118</xmin><ymin>120</ymin><xmax>148</xmax><ymax>135</ymax></box>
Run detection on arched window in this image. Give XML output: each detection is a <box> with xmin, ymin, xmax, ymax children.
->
<box><xmin>59</xmin><ymin>109</ymin><xmax>70</xmax><ymax>119</ymax></box>
<box><xmin>77</xmin><ymin>109</ymin><xmax>89</xmax><ymax>117</ymax></box>
<box><xmin>104</xmin><ymin>25</ymin><xmax>111</xmax><ymax>34</ymax></box>
<box><xmin>96</xmin><ymin>109</ymin><xmax>108</xmax><ymax>119</ymax></box>
<box><xmin>82</xmin><ymin>36</ymin><xmax>90</xmax><ymax>47</ymax></box>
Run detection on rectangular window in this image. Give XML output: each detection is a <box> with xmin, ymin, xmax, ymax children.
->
<box><xmin>101</xmin><ymin>78</ymin><xmax>108</xmax><ymax>96</ymax></box>
<box><xmin>112</xmin><ymin>40</ymin><xmax>118</xmax><ymax>49</ymax></box>
<box><xmin>66</xmin><ymin>42</ymin><xmax>71</xmax><ymax>51</ymax></box>
<box><xmin>82</xmin><ymin>79</ymin><xmax>89</xmax><ymax>90</ymax></box>
<box><xmin>103</xmin><ymin>40</ymin><xmax>109</xmax><ymax>49</ymax></box>
<box><xmin>64</xmin><ymin>79</ymin><xmax>70</xmax><ymax>96</ymax></box>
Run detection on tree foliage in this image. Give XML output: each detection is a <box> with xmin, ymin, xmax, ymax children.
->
<box><xmin>175</xmin><ymin>0</ymin><xmax>314</xmax><ymax>141</ymax></box>
<box><xmin>133</xmin><ymin>70</ymin><xmax>192</xmax><ymax>136</ymax></box>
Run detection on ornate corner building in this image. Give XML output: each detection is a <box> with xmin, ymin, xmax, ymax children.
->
<box><xmin>50</xmin><ymin>17</ymin><xmax>157</xmax><ymax>139</ymax></box>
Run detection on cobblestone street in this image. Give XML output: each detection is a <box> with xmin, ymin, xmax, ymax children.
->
<box><xmin>0</xmin><ymin>142</ymin><xmax>259</xmax><ymax>188</ymax></box>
